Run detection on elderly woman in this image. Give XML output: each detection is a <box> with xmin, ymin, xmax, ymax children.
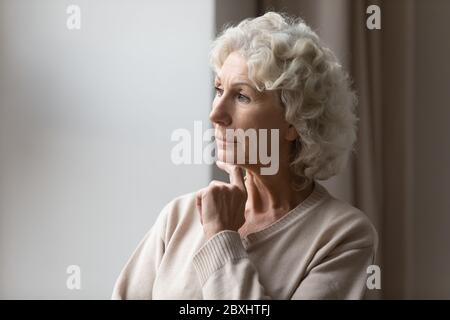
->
<box><xmin>112</xmin><ymin>12</ymin><xmax>378</xmax><ymax>300</ymax></box>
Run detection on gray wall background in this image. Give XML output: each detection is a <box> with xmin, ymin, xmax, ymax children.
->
<box><xmin>0</xmin><ymin>0</ymin><xmax>213</xmax><ymax>298</ymax></box>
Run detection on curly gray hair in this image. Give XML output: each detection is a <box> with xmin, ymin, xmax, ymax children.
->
<box><xmin>209</xmin><ymin>12</ymin><xmax>358</xmax><ymax>190</ymax></box>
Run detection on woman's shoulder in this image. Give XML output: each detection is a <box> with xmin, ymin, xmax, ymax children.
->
<box><xmin>156</xmin><ymin>191</ymin><xmax>199</xmax><ymax>236</ymax></box>
<box><xmin>163</xmin><ymin>191</ymin><xmax>198</xmax><ymax>214</ymax></box>
<box><xmin>312</xmin><ymin>184</ymin><xmax>379</xmax><ymax>252</ymax></box>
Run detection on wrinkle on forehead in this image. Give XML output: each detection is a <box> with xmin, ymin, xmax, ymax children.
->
<box><xmin>217</xmin><ymin>52</ymin><xmax>248</xmax><ymax>80</ymax></box>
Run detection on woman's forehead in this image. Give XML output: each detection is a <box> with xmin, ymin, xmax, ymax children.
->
<box><xmin>219</xmin><ymin>52</ymin><xmax>248</xmax><ymax>72</ymax></box>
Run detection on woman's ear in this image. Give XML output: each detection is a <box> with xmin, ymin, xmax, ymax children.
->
<box><xmin>285</xmin><ymin>124</ymin><xmax>299</xmax><ymax>142</ymax></box>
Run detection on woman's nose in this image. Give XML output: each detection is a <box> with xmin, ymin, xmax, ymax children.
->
<box><xmin>209</xmin><ymin>98</ymin><xmax>232</xmax><ymax>127</ymax></box>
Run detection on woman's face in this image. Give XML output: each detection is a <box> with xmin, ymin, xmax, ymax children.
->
<box><xmin>210</xmin><ymin>51</ymin><xmax>298</xmax><ymax>174</ymax></box>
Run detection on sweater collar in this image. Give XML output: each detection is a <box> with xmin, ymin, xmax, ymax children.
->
<box><xmin>240</xmin><ymin>180</ymin><xmax>329</xmax><ymax>246</ymax></box>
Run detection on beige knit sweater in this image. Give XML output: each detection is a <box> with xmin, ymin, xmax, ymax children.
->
<box><xmin>112</xmin><ymin>181</ymin><xmax>378</xmax><ymax>300</ymax></box>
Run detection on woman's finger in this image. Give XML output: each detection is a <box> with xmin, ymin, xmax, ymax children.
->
<box><xmin>216</xmin><ymin>160</ymin><xmax>246</xmax><ymax>192</ymax></box>
<box><xmin>229</xmin><ymin>165</ymin><xmax>246</xmax><ymax>192</ymax></box>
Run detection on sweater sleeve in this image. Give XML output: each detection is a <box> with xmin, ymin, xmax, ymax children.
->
<box><xmin>111</xmin><ymin>206</ymin><xmax>167</xmax><ymax>300</ymax></box>
<box><xmin>192</xmin><ymin>230</ymin><xmax>272</xmax><ymax>300</ymax></box>
<box><xmin>192</xmin><ymin>231</ymin><xmax>377</xmax><ymax>300</ymax></box>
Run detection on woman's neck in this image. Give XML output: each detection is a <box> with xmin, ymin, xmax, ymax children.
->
<box><xmin>243</xmin><ymin>167</ymin><xmax>314</xmax><ymax>221</ymax></box>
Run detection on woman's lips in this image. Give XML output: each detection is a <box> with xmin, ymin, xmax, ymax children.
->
<box><xmin>215</xmin><ymin>137</ymin><xmax>237</xmax><ymax>144</ymax></box>
<box><xmin>215</xmin><ymin>138</ymin><xmax>237</xmax><ymax>148</ymax></box>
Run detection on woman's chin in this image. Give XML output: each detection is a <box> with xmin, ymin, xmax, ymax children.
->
<box><xmin>216</xmin><ymin>153</ymin><xmax>231</xmax><ymax>164</ymax></box>
<box><xmin>217</xmin><ymin>150</ymin><xmax>236</xmax><ymax>164</ymax></box>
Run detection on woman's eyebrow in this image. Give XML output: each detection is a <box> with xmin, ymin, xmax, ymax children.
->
<box><xmin>215</xmin><ymin>77</ymin><xmax>256</xmax><ymax>91</ymax></box>
<box><xmin>232</xmin><ymin>82</ymin><xmax>255</xmax><ymax>90</ymax></box>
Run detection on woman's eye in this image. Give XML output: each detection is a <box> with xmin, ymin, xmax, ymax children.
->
<box><xmin>237</xmin><ymin>93</ymin><xmax>251</xmax><ymax>104</ymax></box>
<box><xmin>214</xmin><ymin>86</ymin><xmax>223</xmax><ymax>97</ymax></box>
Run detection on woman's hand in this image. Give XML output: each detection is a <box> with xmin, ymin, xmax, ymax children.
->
<box><xmin>196</xmin><ymin>161</ymin><xmax>248</xmax><ymax>240</ymax></box>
